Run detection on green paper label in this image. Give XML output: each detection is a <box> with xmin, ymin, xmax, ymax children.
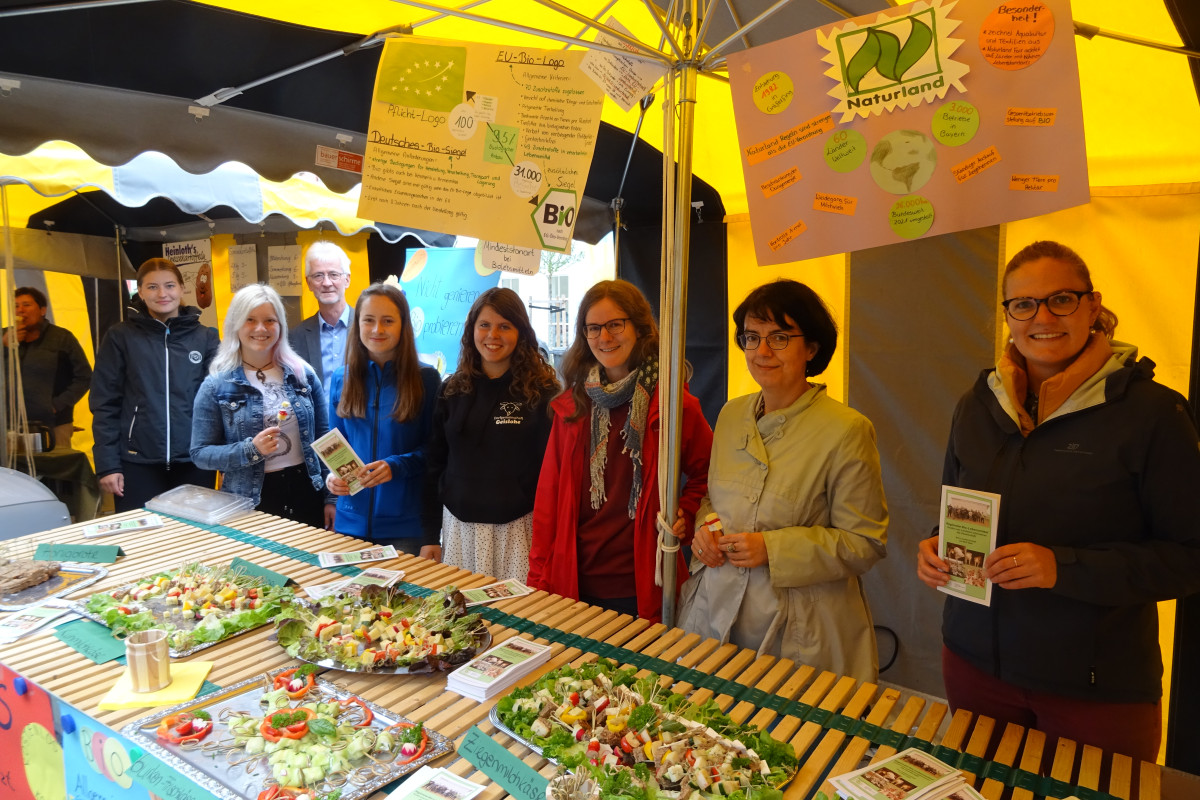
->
<box><xmin>34</xmin><ymin>543</ymin><xmax>123</xmax><ymax>563</ymax></box>
<box><xmin>229</xmin><ymin>557</ymin><xmax>293</xmax><ymax>587</ymax></box>
<box><xmin>458</xmin><ymin>725</ymin><xmax>547</xmax><ymax>800</ymax></box>
<box><xmin>128</xmin><ymin>752</ymin><xmax>216</xmax><ymax>800</ymax></box>
<box><xmin>54</xmin><ymin>620</ymin><xmax>126</xmax><ymax>664</ymax></box>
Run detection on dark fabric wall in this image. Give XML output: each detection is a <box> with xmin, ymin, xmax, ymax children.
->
<box><xmin>849</xmin><ymin>227</ymin><xmax>1001</xmax><ymax>694</ymax></box>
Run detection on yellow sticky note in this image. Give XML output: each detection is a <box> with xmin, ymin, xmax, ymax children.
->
<box><xmin>98</xmin><ymin>661</ymin><xmax>215</xmax><ymax>710</ymax></box>
<box><xmin>768</xmin><ymin>220</ymin><xmax>807</xmax><ymax>251</ymax></box>
<box><xmin>1010</xmin><ymin>174</ymin><xmax>1060</xmax><ymax>191</ymax></box>
<box><xmin>951</xmin><ymin>146</ymin><xmax>1002</xmax><ymax>184</ymax></box>
<box><xmin>1005</xmin><ymin>107</ymin><xmax>1057</xmax><ymax>126</ymax></box>
<box><xmin>813</xmin><ymin>192</ymin><xmax>858</xmax><ymax>216</ymax></box>
<box><xmin>760</xmin><ymin>167</ymin><xmax>801</xmax><ymax>198</ymax></box>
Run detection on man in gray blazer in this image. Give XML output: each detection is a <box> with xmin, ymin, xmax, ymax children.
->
<box><xmin>289</xmin><ymin>240</ymin><xmax>353</xmax><ymax>386</ymax></box>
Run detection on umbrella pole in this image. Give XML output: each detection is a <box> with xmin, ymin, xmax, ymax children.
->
<box><xmin>658</xmin><ymin>10</ymin><xmax>700</xmax><ymax>628</ymax></box>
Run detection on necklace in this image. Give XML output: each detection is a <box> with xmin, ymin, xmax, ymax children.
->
<box><xmin>243</xmin><ymin>360</ymin><xmax>275</xmax><ymax>382</ymax></box>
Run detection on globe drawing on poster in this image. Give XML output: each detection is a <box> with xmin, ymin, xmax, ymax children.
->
<box><xmin>727</xmin><ymin>0</ymin><xmax>1088</xmax><ymax>264</ymax></box>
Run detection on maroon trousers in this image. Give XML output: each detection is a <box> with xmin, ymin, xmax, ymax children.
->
<box><xmin>942</xmin><ymin>646</ymin><xmax>1161</xmax><ymax>763</ymax></box>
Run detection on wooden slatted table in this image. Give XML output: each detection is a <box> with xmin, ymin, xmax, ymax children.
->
<box><xmin>0</xmin><ymin>511</ymin><xmax>1161</xmax><ymax>800</ymax></box>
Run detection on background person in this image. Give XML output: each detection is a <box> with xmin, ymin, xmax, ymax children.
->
<box><xmin>326</xmin><ymin>283</ymin><xmax>441</xmax><ymax>556</ymax></box>
<box><xmin>916</xmin><ymin>240</ymin><xmax>1200</xmax><ymax>761</ymax></box>
<box><xmin>191</xmin><ymin>284</ymin><xmax>330</xmax><ymax>528</ymax></box>
<box><xmin>91</xmin><ymin>259</ymin><xmax>218</xmax><ymax>510</ymax></box>
<box><xmin>422</xmin><ymin>288</ymin><xmax>559</xmax><ymax>581</ymax></box>
<box><xmin>677</xmin><ymin>279</ymin><xmax>888</xmax><ymax>682</ymax></box>
<box><xmin>528</xmin><ymin>279</ymin><xmax>712</xmax><ymax>621</ymax></box>
<box><xmin>3</xmin><ymin>286</ymin><xmax>92</xmax><ymax>449</ymax></box>
<box><xmin>290</xmin><ymin>240</ymin><xmax>352</xmax><ymax>386</ymax></box>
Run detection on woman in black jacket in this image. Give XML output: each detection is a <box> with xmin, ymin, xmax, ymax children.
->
<box><xmin>916</xmin><ymin>240</ymin><xmax>1200</xmax><ymax>761</ymax></box>
<box><xmin>90</xmin><ymin>258</ymin><xmax>220</xmax><ymax>511</ymax></box>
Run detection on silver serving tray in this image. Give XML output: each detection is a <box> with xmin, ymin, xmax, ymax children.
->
<box><xmin>74</xmin><ymin>577</ymin><xmax>290</xmax><ymax>658</ymax></box>
<box><xmin>490</xmin><ymin>705</ymin><xmax>546</xmax><ymax>758</ymax></box>
<box><xmin>121</xmin><ymin>672</ymin><xmax>453</xmax><ymax>800</ymax></box>
<box><xmin>0</xmin><ymin>563</ymin><xmax>108</xmax><ymax>612</ymax></box>
<box><xmin>285</xmin><ymin>624</ymin><xmax>493</xmax><ymax>676</ymax></box>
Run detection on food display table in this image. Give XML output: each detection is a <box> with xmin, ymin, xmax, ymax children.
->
<box><xmin>0</xmin><ymin>511</ymin><xmax>1161</xmax><ymax>800</ymax></box>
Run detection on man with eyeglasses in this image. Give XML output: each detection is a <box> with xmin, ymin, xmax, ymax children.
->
<box><xmin>290</xmin><ymin>240</ymin><xmax>353</xmax><ymax>386</ymax></box>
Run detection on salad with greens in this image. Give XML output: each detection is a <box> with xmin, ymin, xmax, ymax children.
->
<box><xmin>497</xmin><ymin>659</ymin><xmax>797</xmax><ymax>800</ymax></box>
<box><xmin>274</xmin><ymin>585</ymin><xmax>488</xmax><ymax>673</ymax></box>
<box><xmin>84</xmin><ymin>561</ymin><xmax>294</xmax><ymax>652</ymax></box>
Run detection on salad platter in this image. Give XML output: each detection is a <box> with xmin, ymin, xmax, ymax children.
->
<box><xmin>0</xmin><ymin>562</ymin><xmax>107</xmax><ymax>612</ymax></box>
<box><xmin>494</xmin><ymin>659</ymin><xmax>797</xmax><ymax>800</ymax></box>
<box><xmin>76</xmin><ymin>561</ymin><xmax>295</xmax><ymax>656</ymax></box>
<box><xmin>275</xmin><ymin>585</ymin><xmax>490</xmax><ymax>674</ymax></box>
<box><xmin>121</xmin><ymin>669</ymin><xmax>452</xmax><ymax>800</ymax></box>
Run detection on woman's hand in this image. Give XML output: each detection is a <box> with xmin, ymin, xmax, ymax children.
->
<box><xmin>356</xmin><ymin>460</ymin><xmax>392</xmax><ymax>488</ymax></box>
<box><xmin>99</xmin><ymin>473</ymin><xmax>125</xmax><ymax>497</ymax></box>
<box><xmin>715</xmin><ymin>531</ymin><xmax>768</xmax><ymax>569</ymax></box>
<box><xmin>419</xmin><ymin>544</ymin><xmax>442</xmax><ymax>562</ymax></box>
<box><xmin>917</xmin><ymin>535</ymin><xmax>950</xmax><ymax>588</ymax></box>
<box><xmin>252</xmin><ymin>426</ymin><xmax>282</xmax><ymax>456</ymax></box>
<box><xmin>323</xmin><ymin>503</ymin><xmax>336</xmax><ymax>530</ymax></box>
<box><xmin>326</xmin><ymin>473</ymin><xmax>350</xmax><ymax>496</ymax></box>
<box><xmin>987</xmin><ymin>543</ymin><xmax>1057</xmax><ymax>589</ymax></box>
<box><xmin>691</xmin><ymin>517</ymin><xmax>726</xmax><ymax>569</ymax></box>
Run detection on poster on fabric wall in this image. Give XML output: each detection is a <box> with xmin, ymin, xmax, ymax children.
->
<box><xmin>163</xmin><ymin>239</ymin><xmax>216</xmax><ymax>327</ymax></box>
<box><xmin>227</xmin><ymin>243</ymin><xmax>258</xmax><ymax>293</ymax></box>
<box><xmin>400</xmin><ymin>247</ymin><xmax>501</xmax><ymax>376</ymax></box>
<box><xmin>726</xmin><ymin>0</ymin><xmax>1088</xmax><ymax>264</ymax></box>
<box><xmin>357</xmin><ymin>36</ymin><xmax>606</xmax><ymax>253</ymax></box>
<box><xmin>266</xmin><ymin>245</ymin><xmax>302</xmax><ymax>296</ymax></box>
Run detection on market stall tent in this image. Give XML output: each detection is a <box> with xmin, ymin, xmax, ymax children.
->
<box><xmin>1</xmin><ymin>0</ymin><xmax>1198</xmax><ymax>767</ymax></box>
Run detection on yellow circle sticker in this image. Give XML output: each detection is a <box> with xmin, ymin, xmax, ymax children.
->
<box><xmin>752</xmin><ymin>71</ymin><xmax>794</xmax><ymax>115</ymax></box>
<box><xmin>824</xmin><ymin>129</ymin><xmax>868</xmax><ymax>173</ymax></box>
<box><xmin>22</xmin><ymin>723</ymin><xmax>65</xmax><ymax>800</ymax></box>
<box><xmin>889</xmin><ymin>195</ymin><xmax>935</xmax><ymax>239</ymax></box>
<box><xmin>932</xmin><ymin>100</ymin><xmax>980</xmax><ymax>146</ymax></box>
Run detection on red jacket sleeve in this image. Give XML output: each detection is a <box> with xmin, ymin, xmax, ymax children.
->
<box><xmin>527</xmin><ymin>412</ymin><xmax>567</xmax><ymax>589</ymax></box>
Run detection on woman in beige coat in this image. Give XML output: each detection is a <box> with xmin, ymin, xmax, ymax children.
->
<box><xmin>677</xmin><ymin>279</ymin><xmax>888</xmax><ymax>681</ymax></box>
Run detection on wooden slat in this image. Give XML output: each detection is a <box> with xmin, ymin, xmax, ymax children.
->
<box><xmin>0</xmin><ymin>512</ymin><xmax>1162</xmax><ymax>800</ymax></box>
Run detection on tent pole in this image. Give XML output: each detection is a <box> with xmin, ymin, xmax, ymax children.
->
<box><xmin>115</xmin><ymin>224</ymin><xmax>125</xmax><ymax>323</ymax></box>
<box><xmin>659</xmin><ymin>4</ymin><xmax>699</xmax><ymax>628</ymax></box>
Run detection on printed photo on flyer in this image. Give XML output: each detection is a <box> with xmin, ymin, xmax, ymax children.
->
<box><xmin>937</xmin><ymin>484</ymin><xmax>1001</xmax><ymax>607</ymax></box>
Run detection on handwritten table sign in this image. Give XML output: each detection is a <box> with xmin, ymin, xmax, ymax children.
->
<box><xmin>54</xmin><ymin>620</ymin><xmax>126</xmax><ymax>664</ymax></box>
<box><xmin>34</xmin><ymin>543</ymin><xmax>124</xmax><ymax>563</ymax></box>
<box><xmin>458</xmin><ymin>725</ymin><xmax>547</xmax><ymax>800</ymax></box>
<box><xmin>128</xmin><ymin>750</ymin><xmax>215</xmax><ymax>800</ymax></box>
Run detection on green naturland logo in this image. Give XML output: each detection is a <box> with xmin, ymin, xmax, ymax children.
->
<box><xmin>837</xmin><ymin>9</ymin><xmax>942</xmax><ymax>109</ymax></box>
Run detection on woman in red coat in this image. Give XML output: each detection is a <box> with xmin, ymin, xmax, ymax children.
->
<box><xmin>528</xmin><ymin>280</ymin><xmax>712</xmax><ymax>621</ymax></box>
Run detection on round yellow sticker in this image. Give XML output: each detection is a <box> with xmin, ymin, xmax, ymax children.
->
<box><xmin>753</xmin><ymin>71</ymin><xmax>795</xmax><ymax>115</ymax></box>
<box><xmin>889</xmin><ymin>195</ymin><xmax>935</xmax><ymax>239</ymax></box>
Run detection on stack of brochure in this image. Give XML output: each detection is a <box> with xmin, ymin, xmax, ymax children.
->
<box><xmin>831</xmin><ymin>748</ymin><xmax>983</xmax><ymax>800</ymax></box>
<box><xmin>445</xmin><ymin>636</ymin><xmax>553</xmax><ymax>702</ymax></box>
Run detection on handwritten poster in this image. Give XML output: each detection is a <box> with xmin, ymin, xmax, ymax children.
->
<box><xmin>163</xmin><ymin>238</ymin><xmax>216</xmax><ymax>326</ymax></box>
<box><xmin>267</xmin><ymin>245</ymin><xmax>302</xmax><ymax>296</ymax></box>
<box><xmin>400</xmin><ymin>247</ymin><xmax>501</xmax><ymax>376</ymax></box>
<box><xmin>0</xmin><ymin>665</ymin><xmax>61</xmax><ymax>800</ymax></box>
<box><xmin>727</xmin><ymin>0</ymin><xmax>1087</xmax><ymax>264</ymax></box>
<box><xmin>61</xmin><ymin>704</ymin><xmax>147</xmax><ymax>800</ymax></box>
<box><xmin>228</xmin><ymin>243</ymin><xmax>258</xmax><ymax>292</ymax></box>
<box><xmin>580</xmin><ymin>17</ymin><xmax>667</xmax><ymax>112</ymax></box>
<box><xmin>358</xmin><ymin>37</ymin><xmax>606</xmax><ymax>253</ymax></box>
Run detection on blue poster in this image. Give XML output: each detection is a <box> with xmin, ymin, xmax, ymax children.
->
<box><xmin>58</xmin><ymin>701</ymin><xmax>152</xmax><ymax>800</ymax></box>
<box><xmin>400</xmin><ymin>247</ymin><xmax>501</xmax><ymax>377</ymax></box>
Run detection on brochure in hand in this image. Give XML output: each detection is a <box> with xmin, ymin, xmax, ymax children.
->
<box><xmin>830</xmin><ymin>747</ymin><xmax>964</xmax><ymax>800</ymax></box>
<box><xmin>446</xmin><ymin>636</ymin><xmax>553</xmax><ymax>702</ymax></box>
<box><xmin>937</xmin><ymin>485</ymin><xmax>1001</xmax><ymax>607</ymax></box>
<box><xmin>312</xmin><ymin>428</ymin><xmax>367</xmax><ymax>495</ymax></box>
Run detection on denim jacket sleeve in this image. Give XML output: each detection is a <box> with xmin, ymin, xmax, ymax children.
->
<box><xmin>190</xmin><ymin>374</ymin><xmax>264</xmax><ymax>471</ymax></box>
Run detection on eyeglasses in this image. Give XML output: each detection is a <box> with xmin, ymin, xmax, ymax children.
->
<box><xmin>1001</xmin><ymin>290</ymin><xmax>1092</xmax><ymax>321</ymax></box>
<box><xmin>737</xmin><ymin>331</ymin><xmax>805</xmax><ymax>351</ymax></box>
<box><xmin>584</xmin><ymin>318</ymin><xmax>631</xmax><ymax>339</ymax></box>
<box><xmin>308</xmin><ymin>271</ymin><xmax>348</xmax><ymax>283</ymax></box>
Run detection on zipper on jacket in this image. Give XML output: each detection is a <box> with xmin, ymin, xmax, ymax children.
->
<box><xmin>128</xmin><ymin>406</ymin><xmax>139</xmax><ymax>441</ymax></box>
<box><xmin>987</xmin><ymin>436</ymin><xmax>1026</xmax><ymax>679</ymax></box>
<box><xmin>368</xmin><ymin>377</ymin><xmax>381</xmax><ymax>542</ymax></box>
<box><xmin>163</xmin><ymin>323</ymin><xmax>173</xmax><ymax>466</ymax></box>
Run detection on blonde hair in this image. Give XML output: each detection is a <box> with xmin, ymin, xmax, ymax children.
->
<box><xmin>210</xmin><ymin>284</ymin><xmax>309</xmax><ymax>386</ymax></box>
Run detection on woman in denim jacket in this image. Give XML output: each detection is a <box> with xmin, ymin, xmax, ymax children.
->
<box><xmin>191</xmin><ymin>284</ymin><xmax>332</xmax><ymax>528</ymax></box>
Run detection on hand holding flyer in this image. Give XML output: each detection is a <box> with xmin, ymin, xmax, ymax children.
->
<box><xmin>937</xmin><ymin>485</ymin><xmax>1001</xmax><ymax>606</ymax></box>
<box><xmin>312</xmin><ymin>428</ymin><xmax>367</xmax><ymax>496</ymax></box>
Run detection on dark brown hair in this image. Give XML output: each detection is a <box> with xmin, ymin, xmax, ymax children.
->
<box><xmin>560</xmin><ymin>279</ymin><xmax>658</xmax><ymax>421</ymax></box>
<box><xmin>1003</xmin><ymin>241</ymin><xmax>1117</xmax><ymax>338</ymax></box>
<box><xmin>444</xmin><ymin>287</ymin><xmax>559</xmax><ymax>406</ymax></box>
<box><xmin>734</xmin><ymin>279</ymin><xmax>838</xmax><ymax>377</ymax></box>
<box><xmin>337</xmin><ymin>283</ymin><xmax>425</xmax><ymax>422</ymax></box>
<box><xmin>136</xmin><ymin>257</ymin><xmax>184</xmax><ymax>286</ymax></box>
<box><xmin>14</xmin><ymin>286</ymin><xmax>47</xmax><ymax>309</ymax></box>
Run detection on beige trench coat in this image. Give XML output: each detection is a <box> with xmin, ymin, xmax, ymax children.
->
<box><xmin>677</xmin><ymin>385</ymin><xmax>888</xmax><ymax>682</ymax></box>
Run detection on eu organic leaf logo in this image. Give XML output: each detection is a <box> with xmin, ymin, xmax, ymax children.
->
<box><xmin>845</xmin><ymin>17</ymin><xmax>934</xmax><ymax>92</ymax></box>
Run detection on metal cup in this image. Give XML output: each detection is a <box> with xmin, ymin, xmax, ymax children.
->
<box><xmin>125</xmin><ymin>629</ymin><xmax>171</xmax><ymax>692</ymax></box>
